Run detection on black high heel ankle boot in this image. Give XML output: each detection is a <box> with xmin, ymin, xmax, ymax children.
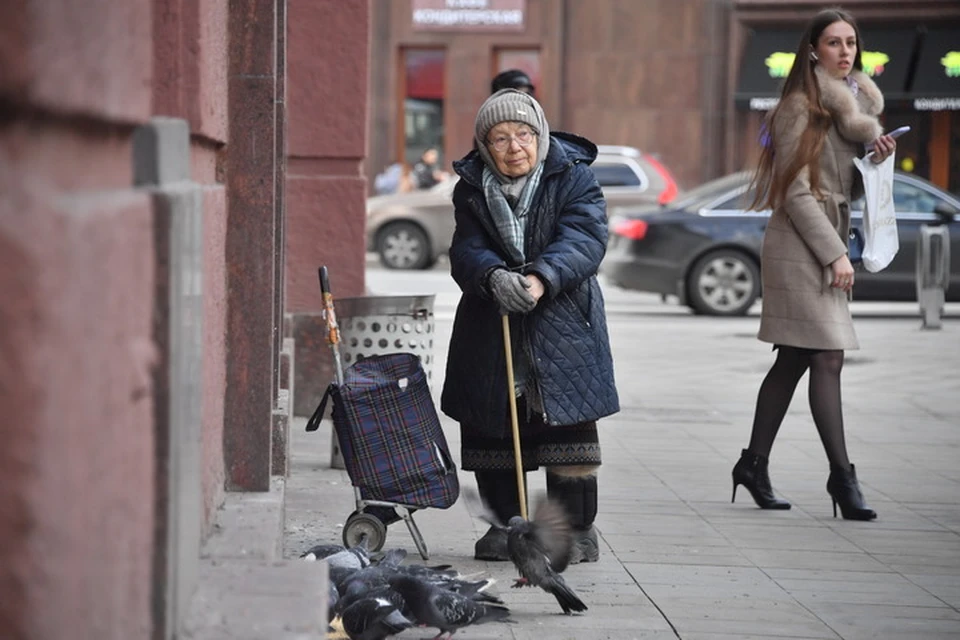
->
<box><xmin>732</xmin><ymin>449</ymin><xmax>791</xmax><ymax>510</ymax></box>
<box><xmin>826</xmin><ymin>464</ymin><xmax>876</xmax><ymax>521</ymax></box>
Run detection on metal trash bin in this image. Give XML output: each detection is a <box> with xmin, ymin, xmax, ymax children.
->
<box><xmin>328</xmin><ymin>295</ymin><xmax>436</xmax><ymax>468</ymax></box>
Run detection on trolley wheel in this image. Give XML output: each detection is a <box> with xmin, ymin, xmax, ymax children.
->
<box><xmin>342</xmin><ymin>511</ymin><xmax>387</xmax><ymax>552</ymax></box>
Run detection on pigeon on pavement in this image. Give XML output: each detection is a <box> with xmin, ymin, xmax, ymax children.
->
<box><xmin>323</xmin><ymin>546</ymin><xmax>372</xmax><ymax>574</ymax></box>
<box><xmin>336</xmin><ymin>558</ymin><xmax>502</xmax><ymax>617</ymax></box>
<box><xmin>340</xmin><ymin>596</ymin><xmax>414</xmax><ymax>640</ymax></box>
<box><xmin>505</xmin><ymin>497</ymin><xmax>587</xmax><ymax>614</ymax></box>
<box><xmin>387</xmin><ymin>574</ymin><xmax>511</xmax><ymax>639</ymax></box>
<box><xmin>328</xmin><ymin>580</ymin><xmax>341</xmax><ymax>622</ymax></box>
<box><xmin>300</xmin><ymin>543</ymin><xmax>345</xmax><ymax>561</ymax></box>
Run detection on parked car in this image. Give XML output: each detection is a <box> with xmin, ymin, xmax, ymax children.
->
<box><xmin>366</xmin><ymin>145</ymin><xmax>680</xmax><ymax>269</ymax></box>
<box><xmin>602</xmin><ymin>171</ymin><xmax>960</xmax><ymax>316</ymax></box>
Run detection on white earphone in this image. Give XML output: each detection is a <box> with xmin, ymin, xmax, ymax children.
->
<box><xmin>810</xmin><ymin>51</ymin><xmax>819</xmax><ymax>61</ymax></box>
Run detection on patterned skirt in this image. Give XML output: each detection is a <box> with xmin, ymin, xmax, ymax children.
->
<box><xmin>459</xmin><ymin>399</ymin><xmax>602</xmax><ymax>472</ymax></box>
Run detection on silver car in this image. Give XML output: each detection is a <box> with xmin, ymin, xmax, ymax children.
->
<box><xmin>366</xmin><ymin>145</ymin><xmax>681</xmax><ymax>270</ymax></box>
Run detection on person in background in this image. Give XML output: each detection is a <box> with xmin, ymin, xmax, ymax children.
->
<box><xmin>411</xmin><ymin>147</ymin><xmax>450</xmax><ymax>190</ymax></box>
<box><xmin>490</xmin><ymin>69</ymin><xmax>536</xmax><ymax>97</ymax></box>
<box><xmin>733</xmin><ymin>7</ymin><xmax>896</xmax><ymax>521</ymax></box>
<box><xmin>373</xmin><ymin>161</ymin><xmax>413</xmax><ymax>195</ymax></box>
<box><xmin>441</xmin><ymin>89</ymin><xmax>618</xmax><ymax>564</ymax></box>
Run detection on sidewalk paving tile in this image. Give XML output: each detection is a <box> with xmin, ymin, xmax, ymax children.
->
<box><xmin>281</xmin><ymin>284</ymin><xmax>960</xmax><ymax>638</ymax></box>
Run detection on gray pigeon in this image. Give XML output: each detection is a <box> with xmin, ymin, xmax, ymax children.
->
<box><xmin>387</xmin><ymin>574</ymin><xmax>511</xmax><ymax>639</ymax></box>
<box><xmin>341</xmin><ymin>596</ymin><xmax>414</xmax><ymax>640</ymax></box>
<box><xmin>300</xmin><ymin>543</ymin><xmax>345</xmax><ymax>561</ymax></box>
<box><xmin>336</xmin><ymin>559</ymin><xmax>502</xmax><ymax>617</ymax></box>
<box><xmin>328</xmin><ymin>580</ymin><xmax>340</xmax><ymax>622</ymax></box>
<box><xmin>337</xmin><ymin>583</ymin><xmax>412</xmax><ymax>621</ymax></box>
<box><xmin>323</xmin><ymin>546</ymin><xmax>372</xmax><ymax>574</ymax></box>
<box><xmin>505</xmin><ymin>498</ymin><xmax>587</xmax><ymax>615</ymax></box>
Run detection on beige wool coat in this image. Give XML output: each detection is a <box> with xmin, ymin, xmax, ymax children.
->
<box><xmin>758</xmin><ymin>66</ymin><xmax>884</xmax><ymax>350</ymax></box>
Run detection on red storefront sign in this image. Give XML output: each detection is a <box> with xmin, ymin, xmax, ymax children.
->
<box><xmin>412</xmin><ymin>0</ymin><xmax>526</xmax><ymax>32</ymax></box>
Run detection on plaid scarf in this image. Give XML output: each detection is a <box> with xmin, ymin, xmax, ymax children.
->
<box><xmin>482</xmin><ymin>161</ymin><xmax>544</xmax><ymax>264</ymax></box>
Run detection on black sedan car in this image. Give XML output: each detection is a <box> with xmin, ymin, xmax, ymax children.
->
<box><xmin>602</xmin><ymin>171</ymin><xmax>960</xmax><ymax>316</ymax></box>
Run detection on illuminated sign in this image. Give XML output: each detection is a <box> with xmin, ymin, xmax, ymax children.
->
<box><xmin>861</xmin><ymin>51</ymin><xmax>889</xmax><ymax>77</ymax></box>
<box><xmin>943</xmin><ymin>51</ymin><xmax>960</xmax><ymax>77</ymax></box>
<box><xmin>765</xmin><ymin>52</ymin><xmax>796</xmax><ymax>78</ymax></box>
<box><xmin>764</xmin><ymin>50</ymin><xmax>890</xmax><ymax>78</ymax></box>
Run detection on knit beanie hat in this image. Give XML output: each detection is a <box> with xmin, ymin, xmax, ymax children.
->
<box><xmin>475</xmin><ymin>89</ymin><xmax>550</xmax><ymax>183</ymax></box>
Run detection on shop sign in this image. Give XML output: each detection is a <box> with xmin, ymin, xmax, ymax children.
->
<box><xmin>913</xmin><ymin>98</ymin><xmax>960</xmax><ymax>111</ymax></box>
<box><xmin>412</xmin><ymin>0</ymin><xmax>525</xmax><ymax>32</ymax></box>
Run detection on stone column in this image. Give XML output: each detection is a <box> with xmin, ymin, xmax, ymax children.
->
<box><xmin>135</xmin><ymin>118</ymin><xmax>204</xmax><ymax>640</ymax></box>
<box><xmin>223</xmin><ymin>0</ymin><xmax>280</xmax><ymax>490</ymax></box>
<box><xmin>285</xmin><ymin>0</ymin><xmax>371</xmax><ymax>417</ymax></box>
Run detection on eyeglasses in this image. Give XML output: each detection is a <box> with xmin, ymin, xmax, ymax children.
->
<box><xmin>486</xmin><ymin>129</ymin><xmax>536</xmax><ymax>152</ymax></box>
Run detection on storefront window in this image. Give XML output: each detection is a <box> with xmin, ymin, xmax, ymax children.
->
<box><xmin>495</xmin><ymin>48</ymin><xmax>541</xmax><ymax>94</ymax></box>
<box><xmin>402</xmin><ymin>48</ymin><xmax>446</xmax><ymax>167</ymax></box>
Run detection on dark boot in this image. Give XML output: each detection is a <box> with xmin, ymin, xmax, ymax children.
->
<box><xmin>474</xmin><ymin>525</ymin><xmax>508</xmax><ymax>561</ymax></box>
<box><xmin>732</xmin><ymin>449</ymin><xmax>791</xmax><ymax>510</ymax></box>
<box><xmin>547</xmin><ymin>472</ymin><xmax>599</xmax><ymax>564</ymax></box>
<box><xmin>474</xmin><ymin>470</ymin><xmax>524</xmax><ymax>560</ymax></box>
<box><xmin>826</xmin><ymin>464</ymin><xmax>876</xmax><ymax>521</ymax></box>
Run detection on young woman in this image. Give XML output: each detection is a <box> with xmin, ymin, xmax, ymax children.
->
<box><xmin>733</xmin><ymin>8</ymin><xmax>896</xmax><ymax>520</ymax></box>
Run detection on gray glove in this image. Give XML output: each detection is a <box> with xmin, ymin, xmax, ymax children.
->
<box><xmin>488</xmin><ymin>269</ymin><xmax>536</xmax><ymax>314</ymax></box>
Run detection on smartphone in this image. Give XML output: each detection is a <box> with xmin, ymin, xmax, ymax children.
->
<box><xmin>886</xmin><ymin>125</ymin><xmax>911</xmax><ymax>139</ymax></box>
<box><xmin>865</xmin><ymin>126</ymin><xmax>910</xmax><ymax>152</ymax></box>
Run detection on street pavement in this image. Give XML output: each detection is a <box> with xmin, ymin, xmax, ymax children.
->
<box><xmin>283</xmin><ymin>261</ymin><xmax>960</xmax><ymax>639</ymax></box>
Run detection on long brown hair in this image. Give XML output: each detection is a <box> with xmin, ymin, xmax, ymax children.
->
<box><xmin>749</xmin><ymin>8</ymin><xmax>865</xmax><ymax>210</ymax></box>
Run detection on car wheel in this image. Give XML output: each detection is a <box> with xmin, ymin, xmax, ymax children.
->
<box><xmin>687</xmin><ymin>249</ymin><xmax>760</xmax><ymax>316</ymax></box>
<box><xmin>376</xmin><ymin>221</ymin><xmax>432</xmax><ymax>270</ymax></box>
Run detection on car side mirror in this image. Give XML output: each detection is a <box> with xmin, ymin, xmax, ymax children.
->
<box><xmin>934</xmin><ymin>201</ymin><xmax>958</xmax><ymax>225</ymax></box>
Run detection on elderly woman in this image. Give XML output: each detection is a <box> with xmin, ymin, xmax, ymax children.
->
<box><xmin>440</xmin><ymin>89</ymin><xmax>619</xmax><ymax>562</ymax></box>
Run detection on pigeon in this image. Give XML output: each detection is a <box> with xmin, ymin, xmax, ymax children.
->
<box><xmin>387</xmin><ymin>573</ymin><xmax>511</xmax><ymax>639</ymax></box>
<box><xmin>336</xmin><ymin>564</ymin><xmax>393</xmax><ymax>600</ymax></box>
<box><xmin>337</xmin><ymin>583</ymin><xmax>412</xmax><ymax>621</ymax></box>
<box><xmin>324</xmin><ymin>546</ymin><xmax>372</xmax><ymax>574</ymax></box>
<box><xmin>328</xmin><ymin>580</ymin><xmax>341</xmax><ymax>622</ymax></box>
<box><xmin>340</xmin><ymin>596</ymin><xmax>414</xmax><ymax>640</ymax></box>
<box><xmin>336</xmin><ymin>558</ymin><xmax>501</xmax><ymax>617</ymax></box>
<box><xmin>505</xmin><ymin>498</ymin><xmax>588</xmax><ymax>614</ymax></box>
<box><xmin>300</xmin><ymin>543</ymin><xmax>345</xmax><ymax>561</ymax></box>
<box><xmin>373</xmin><ymin>547</ymin><xmax>407</xmax><ymax>568</ymax></box>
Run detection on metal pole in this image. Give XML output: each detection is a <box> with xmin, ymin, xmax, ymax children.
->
<box><xmin>916</xmin><ymin>225</ymin><xmax>951</xmax><ymax>330</ymax></box>
<box><xmin>320</xmin><ymin>266</ymin><xmax>346</xmax><ymax>468</ymax></box>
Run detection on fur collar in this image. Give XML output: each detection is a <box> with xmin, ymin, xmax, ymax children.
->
<box><xmin>815</xmin><ymin>65</ymin><xmax>883</xmax><ymax>143</ymax></box>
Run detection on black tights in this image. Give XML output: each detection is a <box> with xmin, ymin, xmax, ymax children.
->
<box><xmin>747</xmin><ymin>346</ymin><xmax>851</xmax><ymax>470</ymax></box>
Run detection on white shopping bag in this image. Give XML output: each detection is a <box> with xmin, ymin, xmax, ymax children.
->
<box><xmin>853</xmin><ymin>153</ymin><xmax>898</xmax><ymax>273</ymax></box>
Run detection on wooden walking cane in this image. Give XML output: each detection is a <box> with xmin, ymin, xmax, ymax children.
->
<box><xmin>501</xmin><ymin>314</ymin><xmax>529</xmax><ymax>520</ymax></box>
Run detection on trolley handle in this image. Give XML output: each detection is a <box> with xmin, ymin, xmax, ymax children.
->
<box><xmin>318</xmin><ymin>266</ymin><xmax>345</xmax><ymax>384</ymax></box>
<box><xmin>319</xmin><ymin>265</ymin><xmax>332</xmax><ymax>298</ymax></box>
<box><xmin>318</xmin><ymin>266</ymin><xmax>341</xmax><ymax>347</ymax></box>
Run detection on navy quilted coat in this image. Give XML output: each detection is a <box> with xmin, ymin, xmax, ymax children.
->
<box><xmin>440</xmin><ymin>132</ymin><xmax>619</xmax><ymax>437</ymax></box>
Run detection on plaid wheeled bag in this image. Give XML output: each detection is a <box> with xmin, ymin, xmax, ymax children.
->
<box><xmin>307</xmin><ymin>353</ymin><xmax>459</xmax><ymax>509</ymax></box>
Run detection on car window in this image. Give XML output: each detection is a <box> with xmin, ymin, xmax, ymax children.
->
<box><xmin>591</xmin><ymin>163</ymin><xmax>642</xmax><ymax>188</ymax></box>
<box><xmin>851</xmin><ymin>178</ymin><xmax>946</xmax><ymax>214</ymax></box>
<box><xmin>673</xmin><ymin>171</ymin><xmax>751</xmax><ymax>209</ymax></box>
<box><xmin>711</xmin><ymin>189</ymin><xmax>753</xmax><ymax>211</ymax></box>
<box><xmin>892</xmin><ymin>180</ymin><xmax>941</xmax><ymax>213</ymax></box>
